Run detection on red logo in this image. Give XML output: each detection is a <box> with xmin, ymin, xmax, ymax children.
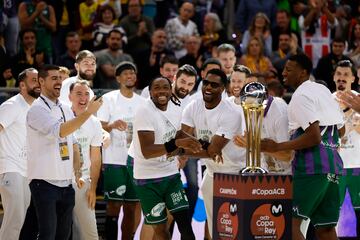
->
<box><xmin>250</xmin><ymin>203</ymin><xmax>285</xmax><ymax>239</ymax></box>
<box><xmin>216</xmin><ymin>202</ymin><xmax>239</xmax><ymax>239</ymax></box>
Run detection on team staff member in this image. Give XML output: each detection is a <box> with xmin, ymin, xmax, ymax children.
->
<box><xmin>69</xmin><ymin>80</ymin><xmax>103</xmax><ymax>240</ymax></box>
<box><xmin>97</xmin><ymin>62</ymin><xmax>145</xmax><ymax>240</ymax></box>
<box><xmin>0</xmin><ymin>68</ymin><xmax>40</xmax><ymax>240</ymax></box>
<box><xmin>262</xmin><ymin>54</ymin><xmax>344</xmax><ymax>240</ymax></box>
<box><xmin>129</xmin><ymin>76</ymin><xmax>201</xmax><ymax>240</ymax></box>
<box><xmin>26</xmin><ymin>65</ymin><xmax>102</xmax><ymax>240</ymax></box>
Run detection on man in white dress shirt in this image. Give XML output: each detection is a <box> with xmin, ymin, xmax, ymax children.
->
<box><xmin>26</xmin><ymin>65</ymin><xmax>102</xmax><ymax>240</ymax></box>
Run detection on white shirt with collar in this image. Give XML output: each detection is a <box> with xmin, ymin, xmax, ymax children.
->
<box><xmin>26</xmin><ymin>95</ymin><xmax>77</xmax><ymax>185</ymax></box>
<box><xmin>0</xmin><ymin>94</ymin><xmax>30</xmax><ymax>177</ymax></box>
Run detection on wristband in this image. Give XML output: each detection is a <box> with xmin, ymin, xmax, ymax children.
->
<box><xmin>164</xmin><ymin>138</ymin><xmax>178</xmax><ymax>153</ymax></box>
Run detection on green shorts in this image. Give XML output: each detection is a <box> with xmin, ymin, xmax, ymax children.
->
<box><xmin>293</xmin><ymin>174</ymin><xmax>341</xmax><ymax>228</ymax></box>
<box><xmin>103</xmin><ymin>164</ymin><xmax>138</xmax><ymax>202</ymax></box>
<box><xmin>134</xmin><ymin>174</ymin><xmax>189</xmax><ymax>225</ymax></box>
<box><xmin>339</xmin><ymin>168</ymin><xmax>360</xmax><ymax>209</ymax></box>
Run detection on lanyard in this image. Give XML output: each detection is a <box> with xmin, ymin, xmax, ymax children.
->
<box><xmin>264</xmin><ymin>96</ymin><xmax>273</xmax><ymax>118</ymax></box>
<box><xmin>40</xmin><ymin>96</ymin><xmax>66</xmax><ymax>122</ymax></box>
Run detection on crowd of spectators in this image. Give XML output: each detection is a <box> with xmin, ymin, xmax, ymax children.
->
<box><xmin>0</xmin><ymin>0</ymin><xmax>360</xmax><ymax>95</ymax></box>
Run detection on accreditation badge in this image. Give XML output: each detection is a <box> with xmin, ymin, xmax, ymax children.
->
<box><xmin>59</xmin><ymin>141</ymin><xmax>70</xmax><ymax>161</ymax></box>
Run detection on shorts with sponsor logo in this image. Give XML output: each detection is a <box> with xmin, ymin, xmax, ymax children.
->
<box><xmin>293</xmin><ymin>174</ymin><xmax>340</xmax><ymax>228</ymax></box>
<box><xmin>339</xmin><ymin>168</ymin><xmax>360</xmax><ymax>209</ymax></box>
<box><xmin>103</xmin><ymin>164</ymin><xmax>138</xmax><ymax>201</ymax></box>
<box><xmin>134</xmin><ymin>174</ymin><xmax>189</xmax><ymax>224</ymax></box>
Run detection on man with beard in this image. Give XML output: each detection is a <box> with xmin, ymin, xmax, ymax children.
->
<box><xmin>95</xmin><ymin>29</ymin><xmax>134</xmax><ymax>89</ymax></box>
<box><xmin>333</xmin><ymin>60</ymin><xmax>360</xmax><ymax>238</ymax></box>
<box><xmin>26</xmin><ymin>65</ymin><xmax>102</xmax><ymax>240</ymax></box>
<box><xmin>97</xmin><ymin>62</ymin><xmax>145</xmax><ymax>240</ymax></box>
<box><xmin>261</xmin><ymin>54</ymin><xmax>344</xmax><ymax>240</ymax></box>
<box><xmin>0</xmin><ymin>68</ymin><xmax>40</xmax><ymax>240</ymax></box>
<box><xmin>181</xmin><ymin>68</ymin><xmax>246</xmax><ymax>238</ymax></box>
<box><xmin>59</xmin><ymin>50</ymin><xmax>97</xmax><ymax>106</ymax></box>
<box><xmin>69</xmin><ymin>80</ymin><xmax>103</xmax><ymax>240</ymax></box>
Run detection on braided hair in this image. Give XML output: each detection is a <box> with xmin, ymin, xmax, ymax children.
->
<box><xmin>149</xmin><ymin>76</ymin><xmax>181</xmax><ymax>107</ymax></box>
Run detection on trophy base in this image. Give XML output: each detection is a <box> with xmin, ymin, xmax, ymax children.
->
<box><xmin>240</xmin><ymin>167</ymin><xmax>268</xmax><ymax>175</ymax></box>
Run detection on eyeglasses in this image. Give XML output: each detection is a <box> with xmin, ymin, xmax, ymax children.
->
<box><xmin>203</xmin><ymin>79</ymin><xmax>222</xmax><ymax>88</ymax></box>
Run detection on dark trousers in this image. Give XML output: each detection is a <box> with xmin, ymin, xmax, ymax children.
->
<box><xmin>29</xmin><ymin>180</ymin><xmax>75</xmax><ymax>240</ymax></box>
<box><xmin>19</xmin><ymin>198</ymin><xmax>38</xmax><ymax>240</ymax></box>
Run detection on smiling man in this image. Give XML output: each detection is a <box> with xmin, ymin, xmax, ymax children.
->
<box><xmin>59</xmin><ymin>50</ymin><xmax>97</xmax><ymax>106</ymax></box>
<box><xmin>26</xmin><ymin>64</ymin><xmax>103</xmax><ymax>240</ymax></box>
<box><xmin>181</xmin><ymin>68</ymin><xmax>246</xmax><ymax>238</ymax></box>
<box><xmin>261</xmin><ymin>54</ymin><xmax>344</xmax><ymax>240</ymax></box>
<box><xmin>0</xmin><ymin>68</ymin><xmax>40</xmax><ymax>240</ymax></box>
<box><xmin>69</xmin><ymin>80</ymin><xmax>103</xmax><ymax>240</ymax></box>
<box><xmin>97</xmin><ymin>61</ymin><xmax>145</xmax><ymax>240</ymax></box>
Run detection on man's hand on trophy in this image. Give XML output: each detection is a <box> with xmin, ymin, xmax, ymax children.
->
<box><xmin>233</xmin><ymin>133</ymin><xmax>247</xmax><ymax>148</ymax></box>
<box><xmin>261</xmin><ymin>138</ymin><xmax>279</xmax><ymax>152</ymax></box>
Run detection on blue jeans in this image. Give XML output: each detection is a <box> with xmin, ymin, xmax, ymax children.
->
<box><xmin>29</xmin><ymin>180</ymin><xmax>75</xmax><ymax>240</ymax></box>
<box><xmin>183</xmin><ymin>158</ymin><xmax>199</xmax><ymax>218</ymax></box>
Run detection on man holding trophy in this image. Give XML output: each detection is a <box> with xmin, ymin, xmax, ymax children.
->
<box><xmin>261</xmin><ymin>54</ymin><xmax>345</xmax><ymax>240</ymax></box>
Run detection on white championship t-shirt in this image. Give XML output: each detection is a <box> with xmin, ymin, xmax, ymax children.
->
<box><xmin>182</xmin><ymin>99</ymin><xmax>246</xmax><ymax>176</ymax></box>
<box><xmin>0</xmin><ymin>94</ymin><xmax>30</xmax><ymax>177</ymax></box>
<box><xmin>97</xmin><ymin>90</ymin><xmax>145</xmax><ymax>165</ymax></box>
<box><xmin>129</xmin><ymin>99</ymin><xmax>182</xmax><ymax>179</ymax></box>
<box><xmin>74</xmin><ymin>115</ymin><xmax>103</xmax><ymax>180</ymax></box>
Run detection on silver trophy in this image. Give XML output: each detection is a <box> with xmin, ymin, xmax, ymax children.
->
<box><xmin>240</xmin><ymin>82</ymin><xmax>268</xmax><ymax>174</ymax></box>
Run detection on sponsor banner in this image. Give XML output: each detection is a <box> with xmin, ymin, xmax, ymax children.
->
<box><xmin>213</xmin><ymin>174</ymin><xmax>292</xmax><ymax>239</ymax></box>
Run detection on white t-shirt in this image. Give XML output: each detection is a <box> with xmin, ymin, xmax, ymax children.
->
<box><xmin>333</xmin><ymin>91</ymin><xmax>360</xmax><ymax>169</ymax></box>
<box><xmin>97</xmin><ymin>90</ymin><xmax>145</xmax><ymax>165</ymax></box>
<box><xmin>59</xmin><ymin>76</ymin><xmax>95</xmax><ymax>106</ymax></box>
<box><xmin>288</xmin><ymin>80</ymin><xmax>344</xmax><ymax>133</ymax></box>
<box><xmin>140</xmin><ymin>86</ymin><xmax>150</xmax><ymax>99</ymax></box>
<box><xmin>182</xmin><ymin>99</ymin><xmax>246</xmax><ymax>176</ymax></box>
<box><xmin>0</xmin><ymin>94</ymin><xmax>30</xmax><ymax>177</ymax></box>
<box><xmin>74</xmin><ymin>115</ymin><xmax>103</xmax><ymax>179</ymax></box>
<box><xmin>262</xmin><ymin>97</ymin><xmax>291</xmax><ymax>174</ymax></box>
<box><xmin>129</xmin><ymin>99</ymin><xmax>181</xmax><ymax>179</ymax></box>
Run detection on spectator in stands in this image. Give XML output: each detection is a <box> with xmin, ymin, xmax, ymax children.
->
<box><xmin>93</xmin><ymin>4</ymin><xmax>126</xmax><ymax>51</ymax></box>
<box><xmin>120</xmin><ymin>0</ymin><xmax>155</xmax><ymax>56</ymax></box>
<box><xmin>95</xmin><ymin>29</ymin><xmax>133</xmax><ymax>89</ymax></box>
<box><xmin>18</xmin><ymin>0</ymin><xmax>56</xmax><ymax>62</ymax></box>
<box><xmin>299</xmin><ymin>0</ymin><xmax>337</xmax><ymax>67</ymax></box>
<box><xmin>241</xmin><ymin>12</ymin><xmax>272</xmax><ymax>57</ymax></box>
<box><xmin>164</xmin><ymin>1</ymin><xmax>199</xmax><ymax>59</ymax></box>
<box><xmin>201</xmin><ymin>12</ymin><xmax>227</xmax><ymax>60</ymax></box>
<box><xmin>11</xmin><ymin>29</ymin><xmax>46</xmax><ymax>79</ymax></box>
<box><xmin>348</xmin><ymin>19</ymin><xmax>360</xmax><ymax>67</ymax></box>
<box><xmin>0</xmin><ymin>65</ymin><xmax>16</xmax><ymax>88</ymax></box>
<box><xmin>56</xmin><ymin>32</ymin><xmax>82</xmax><ymax>72</ymax></box>
<box><xmin>234</xmin><ymin>0</ymin><xmax>277</xmax><ymax>44</ymax></box>
<box><xmin>271</xmin><ymin>32</ymin><xmax>302</xmax><ymax>78</ymax></box>
<box><xmin>314</xmin><ymin>38</ymin><xmax>352</xmax><ymax>92</ymax></box>
<box><xmin>78</xmin><ymin>0</ymin><xmax>98</xmax><ymax>50</ymax></box>
<box><xmin>52</xmin><ymin>0</ymin><xmax>79</xmax><ymax>59</ymax></box>
<box><xmin>271</xmin><ymin>9</ymin><xmax>300</xmax><ymax>51</ymax></box>
<box><xmin>134</xmin><ymin>29</ymin><xmax>174</xmax><ymax>89</ymax></box>
<box><xmin>240</xmin><ymin>36</ymin><xmax>274</xmax><ymax>79</ymax></box>
<box><xmin>334</xmin><ymin>5</ymin><xmax>351</xmax><ymax>41</ymax></box>
<box><xmin>2</xmin><ymin>0</ymin><xmax>19</xmax><ymax>57</ymax></box>
<box><xmin>179</xmin><ymin>36</ymin><xmax>202</xmax><ymax>73</ymax></box>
